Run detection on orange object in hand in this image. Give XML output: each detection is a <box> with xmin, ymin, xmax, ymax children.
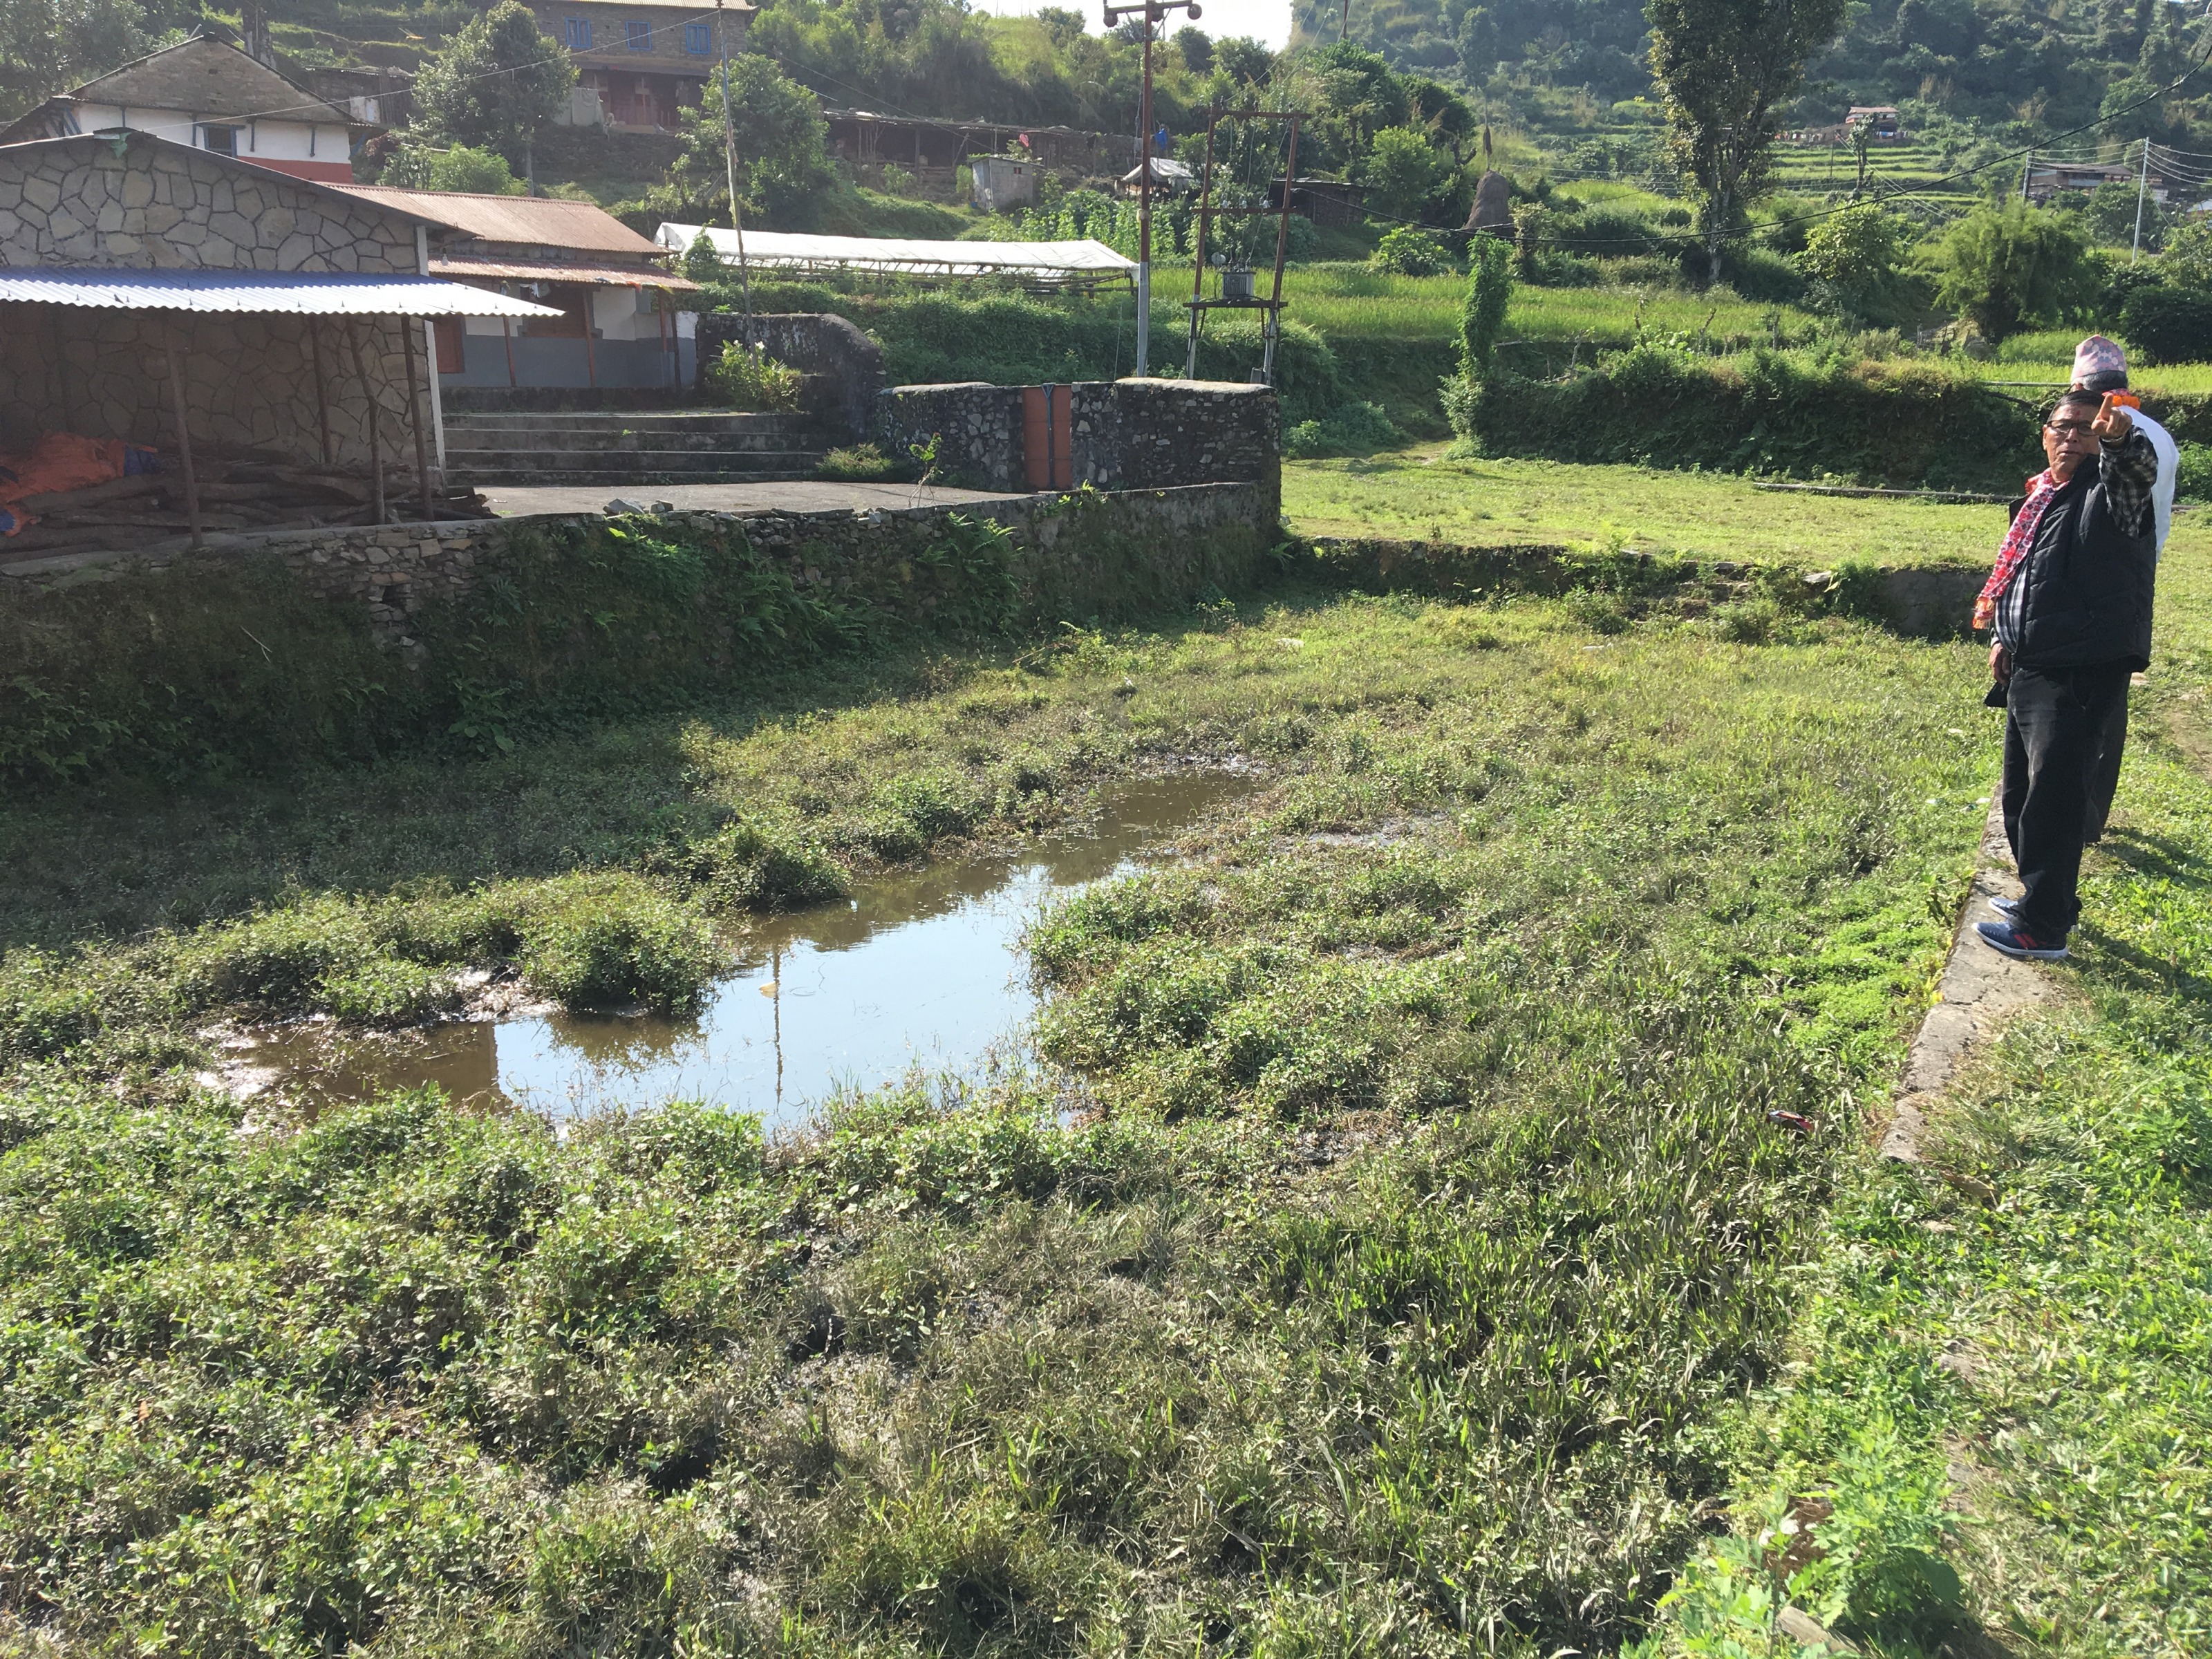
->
<box><xmin>2105</xmin><ymin>391</ymin><xmax>2142</xmax><ymax>412</ymax></box>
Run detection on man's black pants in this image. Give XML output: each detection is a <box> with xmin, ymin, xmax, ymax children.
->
<box><xmin>2085</xmin><ymin>683</ymin><xmax>2129</xmax><ymax>843</ymax></box>
<box><xmin>2002</xmin><ymin>661</ymin><xmax>2135</xmax><ymax>944</ymax></box>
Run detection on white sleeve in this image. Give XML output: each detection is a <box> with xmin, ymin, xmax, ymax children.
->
<box><xmin>2135</xmin><ymin>411</ymin><xmax>2178</xmax><ymax>557</ymax></box>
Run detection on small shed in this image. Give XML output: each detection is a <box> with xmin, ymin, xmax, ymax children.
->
<box><xmin>1118</xmin><ymin>157</ymin><xmax>1195</xmax><ymax>198</ymax></box>
<box><xmin>334</xmin><ymin>186</ymin><xmax>700</xmax><ymax>389</ymax></box>
<box><xmin>0</xmin><ymin>131</ymin><xmax>553</xmax><ymax>543</ymax></box>
<box><xmin>970</xmin><ymin>156</ymin><xmax>1037</xmax><ymax>214</ymax></box>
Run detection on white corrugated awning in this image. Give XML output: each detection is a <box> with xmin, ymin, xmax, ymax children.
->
<box><xmin>655</xmin><ymin>224</ymin><xmax>1136</xmax><ymax>285</ymax></box>
<box><xmin>0</xmin><ymin>268</ymin><xmax>563</xmax><ymax>317</ymax></box>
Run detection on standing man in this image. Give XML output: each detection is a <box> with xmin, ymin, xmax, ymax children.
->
<box><xmin>2068</xmin><ymin>335</ymin><xmax>2176</xmax><ymax>841</ymax></box>
<box><xmin>1974</xmin><ymin>388</ymin><xmax>2161</xmax><ymax>961</ymax></box>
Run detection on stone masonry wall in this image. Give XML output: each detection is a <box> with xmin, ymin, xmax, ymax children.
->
<box><xmin>0</xmin><ymin>132</ymin><xmax>419</xmax><ymax>272</ymax></box>
<box><xmin>2</xmin><ymin>309</ymin><xmax>433</xmax><ymax>476</ymax></box>
<box><xmin>4</xmin><ymin>482</ymin><xmax>1280</xmax><ymax>646</ymax></box>
<box><xmin>874</xmin><ymin>383</ymin><xmax>1027</xmax><ymax>491</ymax></box>
<box><xmin>876</xmin><ymin>378</ymin><xmax>1278</xmax><ymax>505</ymax></box>
<box><xmin>0</xmin><ymin>132</ymin><xmax>433</xmax><ymax>471</ymax></box>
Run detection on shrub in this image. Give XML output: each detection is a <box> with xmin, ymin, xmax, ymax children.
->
<box><xmin>2176</xmin><ymin>440</ymin><xmax>2212</xmax><ymax>501</ymax></box>
<box><xmin>2120</xmin><ymin>283</ymin><xmax>2212</xmax><ymax>364</ymax></box>
<box><xmin>1369</xmin><ymin>225</ymin><xmax>1452</xmax><ymax>276</ymax></box>
<box><xmin>1922</xmin><ymin>203</ymin><xmax>2097</xmax><ymax>343</ymax></box>
<box><xmin>1284</xmin><ymin>401</ymin><xmax>1405</xmax><ymax>458</ymax></box>
<box><xmin>706</xmin><ymin>341</ymin><xmax>801</xmax><ymax>411</ymax></box>
<box><xmin>513</xmin><ymin>877</ymin><xmax>722</xmax><ymax>1012</ymax></box>
<box><xmin>815</xmin><ymin>442</ymin><xmax>904</xmax><ymax>481</ymax></box>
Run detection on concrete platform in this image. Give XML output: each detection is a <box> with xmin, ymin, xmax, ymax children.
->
<box><xmin>478</xmin><ymin>480</ymin><xmax>1031</xmax><ymax>518</ymax></box>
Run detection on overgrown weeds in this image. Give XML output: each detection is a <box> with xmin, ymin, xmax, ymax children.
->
<box><xmin>0</xmin><ymin>581</ymin><xmax>2019</xmax><ymax>1652</ymax></box>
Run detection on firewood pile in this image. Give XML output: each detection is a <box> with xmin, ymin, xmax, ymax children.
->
<box><xmin>1</xmin><ymin>452</ymin><xmax>491</xmax><ymax>559</ymax></box>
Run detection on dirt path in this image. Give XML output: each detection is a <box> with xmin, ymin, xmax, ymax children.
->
<box><xmin>1880</xmin><ymin>795</ymin><xmax>2060</xmax><ymax>1163</ymax></box>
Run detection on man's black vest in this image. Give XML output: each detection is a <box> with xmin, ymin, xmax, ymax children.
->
<box><xmin>2007</xmin><ymin>465</ymin><xmax>2157</xmax><ymax>671</ymax></box>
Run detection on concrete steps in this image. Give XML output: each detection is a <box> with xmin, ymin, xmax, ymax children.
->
<box><xmin>442</xmin><ymin>409</ymin><xmax>834</xmax><ymax>487</ymax></box>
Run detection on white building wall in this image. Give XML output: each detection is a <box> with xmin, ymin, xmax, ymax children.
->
<box><xmin>65</xmin><ymin>103</ymin><xmax>349</xmax><ymax>162</ymax></box>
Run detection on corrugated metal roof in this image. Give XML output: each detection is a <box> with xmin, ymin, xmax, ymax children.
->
<box><xmin>0</xmin><ymin>268</ymin><xmax>562</xmax><ymax>317</ymax></box>
<box><xmin>335</xmin><ymin>186</ymin><xmax>667</xmax><ymax>255</ymax></box>
<box><xmin>657</xmin><ymin>224</ymin><xmax>1138</xmax><ymax>282</ymax></box>
<box><xmin>430</xmin><ymin>256</ymin><xmax>701</xmax><ymax>292</ymax></box>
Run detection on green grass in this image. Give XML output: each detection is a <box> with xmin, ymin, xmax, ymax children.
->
<box><xmin>1280</xmin><ymin>268</ymin><xmax>1823</xmax><ymax>348</ymax></box>
<box><xmin>0</xmin><ymin>581</ymin><xmax>2002</xmax><ymax>1655</ymax></box>
<box><xmin>1284</xmin><ymin>444</ymin><xmax>2014</xmax><ymax>567</ymax></box>
<box><xmin>1644</xmin><ymin>533</ymin><xmax>2212</xmax><ymax>1658</ymax></box>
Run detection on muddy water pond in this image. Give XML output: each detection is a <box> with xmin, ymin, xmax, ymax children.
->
<box><xmin>234</xmin><ymin>772</ymin><xmax>1254</xmax><ymax>1128</ymax></box>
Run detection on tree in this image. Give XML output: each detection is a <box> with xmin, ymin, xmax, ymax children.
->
<box><xmin>410</xmin><ymin>0</ymin><xmax>572</xmax><ymax>183</ymax></box>
<box><xmin>1174</xmin><ymin>26</ymin><xmax>1212</xmax><ymax>73</ymax></box>
<box><xmin>1214</xmin><ymin>35</ymin><xmax>1275</xmax><ymax>86</ymax></box>
<box><xmin>2083</xmin><ymin>176</ymin><xmax>2162</xmax><ymax>252</ymax></box>
<box><xmin>1923</xmin><ymin>203</ymin><xmax>2097</xmax><ymax>342</ymax></box>
<box><xmin>1</xmin><ymin>0</ymin><xmax>156</xmax><ymax>124</ymax></box>
<box><xmin>381</xmin><ymin>142</ymin><xmax>527</xmax><ymax>194</ymax></box>
<box><xmin>668</xmin><ymin>55</ymin><xmax>832</xmax><ymax>224</ymax></box>
<box><xmin>1645</xmin><ymin>0</ymin><xmax>1848</xmax><ymax>285</ymax></box>
<box><xmin>1797</xmin><ymin>203</ymin><xmax>1902</xmax><ymax>304</ymax></box>
<box><xmin>1360</xmin><ymin>125</ymin><xmax>1446</xmax><ymax>221</ymax></box>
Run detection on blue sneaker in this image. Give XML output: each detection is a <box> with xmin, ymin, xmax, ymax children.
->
<box><xmin>1975</xmin><ymin>920</ymin><xmax>2067</xmax><ymax>961</ymax></box>
<box><xmin>1988</xmin><ymin>894</ymin><xmax>2021</xmax><ymax>920</ymax></box>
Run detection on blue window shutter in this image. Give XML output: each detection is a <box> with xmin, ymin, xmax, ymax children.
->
<box><xmin>686</xmin><ymin>22</ymin><xmax>709</xmax><ymax>53</ymax></box>
<box><xmin>565</xmin><ymin>17</ymin><xmax>590</xmax><ymax>48</ymax></box>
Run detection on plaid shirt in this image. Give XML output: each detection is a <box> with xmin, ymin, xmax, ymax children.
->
<box><xmin>1995</xmin><ymin>428</ymin><xmax>2157</xmax><ymax>650</ymax></box>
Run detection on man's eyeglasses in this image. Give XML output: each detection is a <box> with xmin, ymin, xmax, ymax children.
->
<box><xmin>2045</xmin><ymin>418</ymin><xmax>2097</xmax><ymax>435</ymax></box>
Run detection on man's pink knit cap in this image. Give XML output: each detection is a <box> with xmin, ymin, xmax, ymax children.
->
<box><xmin>2072</xmin><ymin>334</ymin><xmax>2128</xmax><ymax>385</ymax></box>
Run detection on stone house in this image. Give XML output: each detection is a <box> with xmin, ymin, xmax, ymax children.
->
<box><xmin>0</xmin><ymin>35</ymin><xmax>366</xmax><ymax>186</ymax></box>
<box><xmin>531</xmin><ymin>0</ymin><xmax>754</xmax><ymax>132</ymax></box>
<box><xmin>0</xmin><ymin>130</ymin><xmax>549</xmax><ymax>490</ymax></box>
<box><xmin>333</xmin><ymin>185</ymin><xmax>700</xmax><ymax>390</ymax></box>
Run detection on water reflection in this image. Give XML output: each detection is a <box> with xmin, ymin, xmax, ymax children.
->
<box><xmin>238</xmin><ymin>771</ymin><xmax>1252</xmax><ymax>1128</ymax></box>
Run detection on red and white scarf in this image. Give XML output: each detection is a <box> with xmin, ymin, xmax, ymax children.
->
<box><xmin>1974</xmin><ymin>470</ymin><xmax>2060</xmax><ymax>630</ymax></box>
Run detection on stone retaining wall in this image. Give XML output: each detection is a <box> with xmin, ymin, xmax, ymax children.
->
<box><xmin>6</xmin><ymin>481</ymin><xmax>1280</xmax><ymax>647</ymax></box>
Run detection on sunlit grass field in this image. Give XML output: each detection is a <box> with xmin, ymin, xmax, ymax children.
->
<box><xmin>1285</xmin><ymin>444</ymin><xmax>2020</xmax><ymax>567</ymax></box>
<box><xmin>1284</xmin><ymin>265</ymin><xmax>1824</xmax><ymax>345</ymax></box>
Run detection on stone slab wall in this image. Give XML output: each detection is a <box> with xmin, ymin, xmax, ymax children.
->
<box><xmin>876</xmin><ymin>377</ymin><xmax>1279</xmax><ymax>507</ymax></box>
<box><xmin>6</xmin><ymin>482</ymin><xmax>1280</xmax><ymax>646</ymax></box>
<box><xmin>1</xmin><ymin>307</ymin><xmax>433</xmax><ymax>474</ymax></box>
<box><xmin>0</xmin><ymin>131</ymin><xmax>419</xmax><ymax>271</ymax></box>
<box><xmin>876</xmin><ymin>383</ymin><xmax>1028</xmax><ymax>491</ymax></box>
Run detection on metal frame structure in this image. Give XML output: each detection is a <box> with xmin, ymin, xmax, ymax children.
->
<box><xmin>1181</xmin><ymin>107</ymin><xmax>1305</xmax><ymax>386</ymax></box>
<box><xmin>1100</xmin><ymin>0</ymin><xmax>1202</xmax><ymax>377</ymax></box>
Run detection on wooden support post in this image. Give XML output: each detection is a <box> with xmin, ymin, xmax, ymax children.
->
<box><xmin>309</xmin><ymin>319</ymin><xmax>333</xmax><ymax>467</ymax></box>
<box><xmin>581</xmin><ymin>287</ymin><xmax>599</xmax><ymax>388</ymax></box>
<box><xmin>400</xmin><ymin>312</ymin><xmax>433</xmax><ymax>521</ymax></box>
<box><xmin>160</xmin><ymin>326</ymin><xmax>203</xmax><ymax>550</ymax></box>
<box><xmin>346</xmin><ymin>318</ymin><xmax>386</xmax><ymax>525</ymax></box>
<box><xmin>503</xmin><ymin>315</ymin><xmax>517</xmax><ymax>387</ymax></box>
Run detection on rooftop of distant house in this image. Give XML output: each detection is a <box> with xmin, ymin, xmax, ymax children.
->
<box><xmin>3</xmin><ymin>35</ymin><xmax>354</xmax><ymax>133</ymax></box>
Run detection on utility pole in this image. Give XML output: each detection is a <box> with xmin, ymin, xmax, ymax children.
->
<box><xmin>2133</xmin><ymin>135</ymin><xmax>2153</xmax><ymax>262</ymax></box>
<box><xmin>717</xmin><ymin>0</ymin><xmax>753</xmax><ymax>342</ymax></box>
<box><xmin>2021</xmin><ymin>147</ymin><xmax>2033</xmax><ymax>205</ymax></box>
<box><xmin>1103</xmin><ymin>0</ymin><xmax>1201</xmax><ymax>377</ymax></box>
